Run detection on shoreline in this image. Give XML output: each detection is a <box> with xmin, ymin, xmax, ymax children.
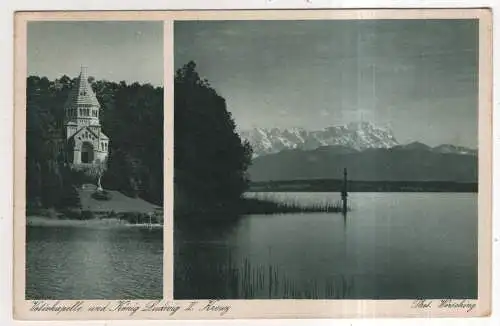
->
<box><xmin>26</xmin><ymin>216</ymin><xmax>164</xmax><ymax>229</ymax></box>
<box><xmin>175</xmin><ymin>197</ymin><xmax>347</xmax><ymax>219</ymax></box>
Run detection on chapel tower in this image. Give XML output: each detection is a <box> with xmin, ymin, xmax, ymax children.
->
<box><xmin>63</xmin><ymin>66</ymin><xmax>109</xmax><ymax>168</ymax></box>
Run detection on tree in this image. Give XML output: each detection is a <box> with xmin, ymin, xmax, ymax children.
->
<box><xmin>26</xmin><ymin>74</ymin><xmax>164</xmax><ymax>209</ymax></box>
<box><xmin>174</xmin><ymin>61</ymin><xmax>253</xmax><ymax>210</ymax></box>
<box><xmin>26</xmin><ymin>76</ymin><xmax>65</xmax><ymax>208</ymax></box>
<box><xmin>57</xmin><ymin>164</ymin><xmax>82</xmax><ymax>209</ymax></box>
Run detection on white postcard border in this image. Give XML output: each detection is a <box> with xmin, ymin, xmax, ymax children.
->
<box><xmin>12</xmin><ymin>9</ymin><xmax>493</xmax><ymax>320</ymax></box>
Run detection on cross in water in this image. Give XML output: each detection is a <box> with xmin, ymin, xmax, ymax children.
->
<box><xmin>341</xmin><ymin>168</ymin><xmax>348</xmax><ymax>214</ymax></box>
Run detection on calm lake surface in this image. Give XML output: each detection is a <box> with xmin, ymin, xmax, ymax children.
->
<box><xmin>174</xmin><ymin>192</ymin><xmax>477</xmax><ymax>299</ymax></box>
<box><xmin>26</xmin><ymin>226</ymin><xmax>163</xmax><ymax>300</ymax></box>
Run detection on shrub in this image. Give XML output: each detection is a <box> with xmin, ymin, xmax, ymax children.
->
<box><xmin>121</xmin><ymin>212</ymin><xmax>139</xmax><ymax>224</ymax></box>
<box><xmin>80</xmin><ymin>210</ymin><xmax>95</xmax><ymax>220</ymax></box>
<box><xmin>103</xmin><ymin>210</ymin><xmax>117</xmax><ymax>219</ymax></box>
<box><xmin>58</xmin><ymin>185</ymin><xmax>81</xmax><ymax>209</ymax></box>
<box><xmin>44</xmin><ymin>208</ymin><xmax>59</xmax><ymax>219</ymax></box>
<box><xmin>69</xmin><ymin>170</ymin><xmax>88</xmax><ymax>187</ymax></box>
<box><xmin>58</xmin><ymin>208</ymin><xmax>82</xmax><ymax>220</ymax></box>
<box><xmin>119</xmin><ymin>212</ymin><xmax>157</xmax><ymax>224</ymax></box>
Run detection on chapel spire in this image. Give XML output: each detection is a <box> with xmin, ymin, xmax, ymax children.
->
<box><xmin>64</xmin><ymin>65</ymin><xmax>100</xmax><ymax>109</ymax></box>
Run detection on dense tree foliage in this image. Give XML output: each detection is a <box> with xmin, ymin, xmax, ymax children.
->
<box><xmin>26</xmin><ymin>75</ymin><xmax>164</xmax><ymax>209</ymax></box>
<box><xmin>174</xmin><ymin>61</ymin><xmax>253</xmax><ymax>212</ymax></box>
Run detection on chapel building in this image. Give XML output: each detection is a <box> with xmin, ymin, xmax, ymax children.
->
<box><xmin>60</xmin><ymin>66</ymin><xmax>109</xmax><ymax>168</ymax></box>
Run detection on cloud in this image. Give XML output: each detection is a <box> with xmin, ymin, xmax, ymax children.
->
<box><xmin>278</xmin><ymin>109</ymin><xmax>289</xmax><ymax>116</ymax></box>
<box><xmin>320</xmin><ymin>110</ymin><xmax>330</xmax><ymax>117</ymax></box>
<box><xmin>340</xmin><ymin>109</ymin><xmax>375</xmax><ymax>122</ymax></box>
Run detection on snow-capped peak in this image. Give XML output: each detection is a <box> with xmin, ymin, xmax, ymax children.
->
<box><xmin>239</xmin><ymin>122</ymin><xmax>399</xmax><ymax>157</ymax></box>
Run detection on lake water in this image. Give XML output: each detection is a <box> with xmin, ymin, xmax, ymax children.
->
<box><xmin>174</xmin><ymin>192</ymin><xmax>477</xmax><ymax>299</ymax></box>
<box><xmin>26</xmin><ymin>226</ymin><xmax>163</xmax><ymax>299</ymax></box>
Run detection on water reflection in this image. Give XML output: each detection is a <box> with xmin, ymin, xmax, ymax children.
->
<box><xmin>174</xmin><ymin>192</ymin><xmax>478</xmax><ymax>300</ymax></box>
<box><xmin>26</xmin><ymin>226</ymin><xmax>163</xmax><ymax>300</ymax></box>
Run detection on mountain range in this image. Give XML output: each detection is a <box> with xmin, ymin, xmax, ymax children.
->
<box><xmin>240</xmin><ymin>122</ymin><xmax>477</xmax><ymax>157</ymax></box>
<box><xmin>241</xmin><ymin>123</ymin><xmax>478</xmax><ymax>183</ymax></box>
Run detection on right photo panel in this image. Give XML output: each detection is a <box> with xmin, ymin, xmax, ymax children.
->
<box><xmin>172</xmin><ymin>19</ymin><xmax>479</xmax><ymax>300</ymax></box>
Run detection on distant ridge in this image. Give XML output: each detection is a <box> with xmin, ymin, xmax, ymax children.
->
<box><xmin>393</xmin><ymin>141</ymin><xmax>477</xmax><ymax>155</ymax></box>
<box><xmin>431</xmin><ymin>144</ymin><xmax>478</xmax><ymax>156</ymax></box>
<box><xmin>248</xmin><ymin>143</ymin><xmax>478</xmax><ymax>183</ymax></box>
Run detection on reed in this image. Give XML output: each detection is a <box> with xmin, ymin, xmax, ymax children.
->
<box><xmin>239</xmin><ymin>196</ymin><xmax>351</xmax><ymax>215</ymax></box>
<box><xmin>175</xmin><ymin>193</ymin><xmax>352</xmax><ymax>218</ymax></box>
<box><xmin>175</xmin><ymin>256</ymin><xmax>354</xmax><ymax>299</ymax></box>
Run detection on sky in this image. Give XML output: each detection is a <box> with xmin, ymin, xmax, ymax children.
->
<box><xmin>28</xmin><ymin>21</ymin><xmax>164</xmax><ymax>86</ymax></box>
<box><xmin>175</xmin><ymin>20</ymin><xmax>479</xmax><ymax>148</ymax></box>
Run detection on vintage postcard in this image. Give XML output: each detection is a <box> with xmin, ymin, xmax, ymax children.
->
<box><xmin>13</xmin><ymin>9</ymin><xmax>492</xmax><ymax>320</ymax></box>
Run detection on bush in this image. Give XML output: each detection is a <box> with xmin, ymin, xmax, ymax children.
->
<box><xmin>43</xmin><ymin>208</ymin><xmax>59</xmax><ymax>219</ymax></box>
<box><xmin>69</xmin><ymin>170</ymin><xmax>88</xmax><ymax>187</ymax></box>
<box><xmin>58</xmin><ymin>208</ymin><xmax>82</xmax><ymax>220</ymax></box>
<box><xmin>80</xmin><ymin>210</ymin><xmax>94</xmax><ymax>220</ymax></box>
<box><xmin>139</xmin><ymin>213</ymin><xmax>151</xmax><ymax>224</ymax></box>
<box><xmin>121</xmin><ymin>212</ymin><xmax>140</xmax><ymax>224</ymax></box>
<box><xmin>119</xmin><ymin>212</ymin><xmax>157</xmax><ymax>224</ymax></box>
<box><xmin>102</xmin><ymin>210</ymin><xmax>117</xmax><ymax>219</ymax></box>
<box><xmin>58</xmin><ymin>185</ymin><xmax>82</xmax><ymax>209</ymax></box>
<box><xmin>91</xmin><ymin>190</ymin><xmax>112</xmax><ymax>201</ymax></box>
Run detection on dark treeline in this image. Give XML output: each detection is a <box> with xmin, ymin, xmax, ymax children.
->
<box><xmin>26</xmin><ymin>75</ymin><xmax>164</xmax><ymax>210</ymax></box>
<box><xmin>174</xmin><ymin>61</ymin><xmax>253</xmax><ymax>215</ymax></box>
<box><xmin>249</xmin><ymin>179</ymin><xmax>478</xmax><ymax>193</ymax></box>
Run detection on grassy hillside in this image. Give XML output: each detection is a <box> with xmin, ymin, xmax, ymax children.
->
<box><xmin>78</xmin><ymin>184</ymin><xmax>160</xmax><ymax>213</ymax></box>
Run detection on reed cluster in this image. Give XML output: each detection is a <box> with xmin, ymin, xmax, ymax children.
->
<box><xmin>175</xmin><ymin>257</ymin><xmax>354</xmax><ymax>299</ymax></box>
<box><xmin>239</xmin><ymin>196</ymin><xmax>351</xmax><ymax>215</ymax></box>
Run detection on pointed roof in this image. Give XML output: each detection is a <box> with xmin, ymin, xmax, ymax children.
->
<box><xmin>65</xmin><ymin>66</ymin><xmax>100</xmax><ymax>108</ymax></box>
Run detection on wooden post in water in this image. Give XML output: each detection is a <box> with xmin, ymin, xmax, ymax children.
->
<box><xmin>341</xmin><ymin>168</ymin><xmax>348</xmax><ymax>215</ymax></box>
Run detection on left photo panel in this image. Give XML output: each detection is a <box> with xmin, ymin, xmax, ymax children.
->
<box><xmin>25</xmin><ymin>21</ymin><xmax>164</xmax><ymax>300</ymax></box>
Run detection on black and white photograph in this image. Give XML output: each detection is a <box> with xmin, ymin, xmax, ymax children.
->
<box><xmin>10</xmin><ymin>8</ymin><xmax>492</xmax><ymax>321</ymax></box>
<box><xmin>25</xmin><ymin>21</ymin><xmax>164</xmax><ymax>300</ymax></box>
<box><xmin>173</xmin><ymin>19</ymin><xmax>480</xmax><ymax>300</ymax></box>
